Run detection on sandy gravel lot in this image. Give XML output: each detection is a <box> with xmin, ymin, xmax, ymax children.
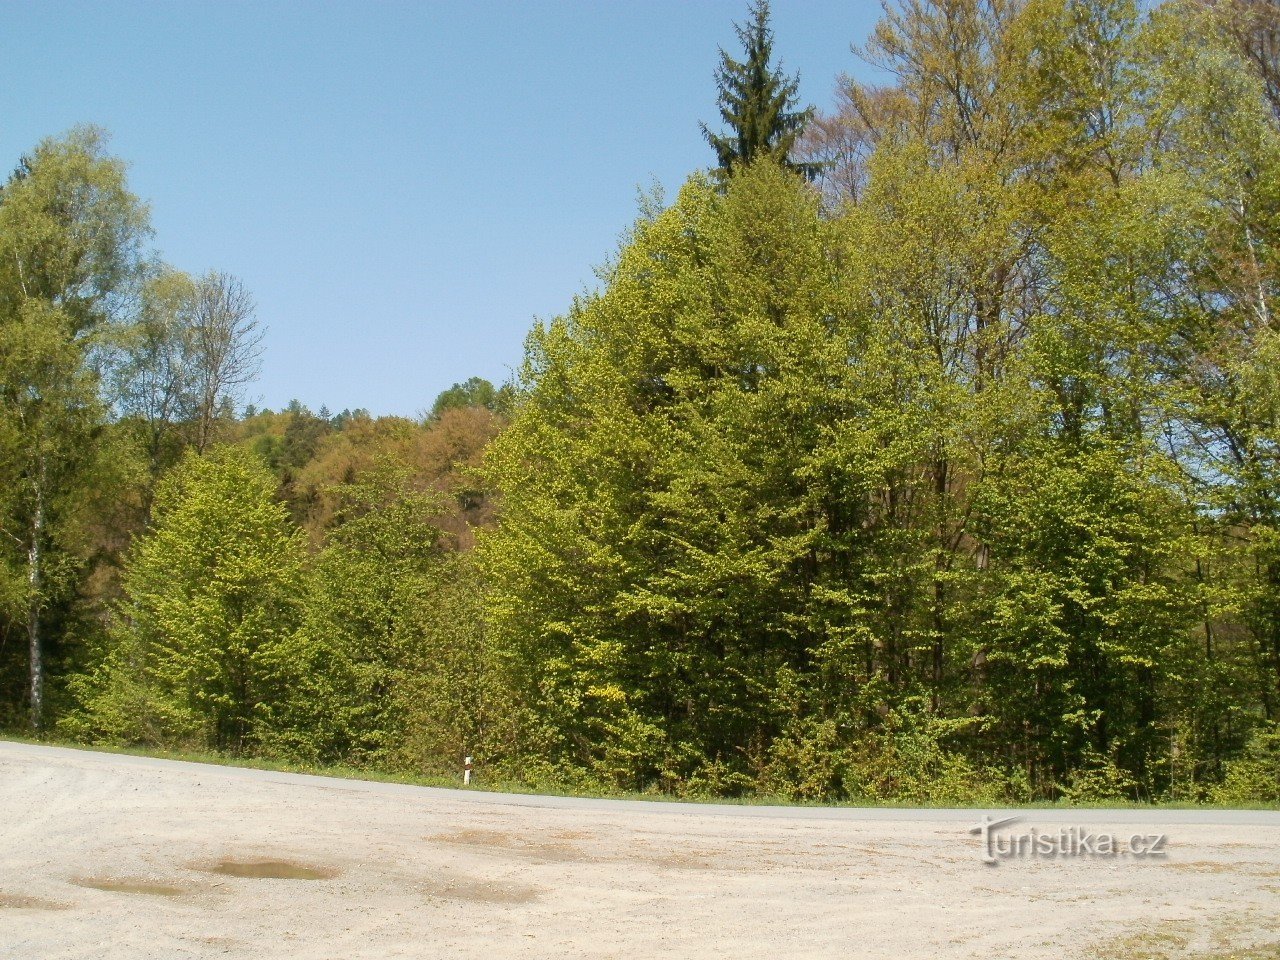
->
<box><xmin>1</xmin><ymin>741</ymin><xmax>1277</xmax><ymax>960</ymax></box>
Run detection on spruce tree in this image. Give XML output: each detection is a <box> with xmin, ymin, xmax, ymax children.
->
<box><xmin>701</xmin><ymin>0</ymin><xmax>817</xmax><ymax>179</ymax></box>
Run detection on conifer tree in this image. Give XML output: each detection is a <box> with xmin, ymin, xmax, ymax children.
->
<box><xmin>701</xmin><ymin>0</ymin><xmax>817</xmax><ymax>180</ymax></box>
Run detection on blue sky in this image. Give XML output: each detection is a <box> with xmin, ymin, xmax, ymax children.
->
<box><xmin>3</xmin><ymin>1</ymin><xmax>883</xmax><ymax>417</ymax></box>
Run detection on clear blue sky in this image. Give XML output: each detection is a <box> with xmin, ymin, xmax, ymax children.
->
<box><xmin>3</xmin><ymin>1</ymin><xmax>883</xmax><ymax>417</ymax></box>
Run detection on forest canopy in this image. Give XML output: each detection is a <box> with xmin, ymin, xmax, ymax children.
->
<box><xmin>3</xmin><ymin>0</ymin><xmax>1280</xmax><ymax>805</ymax></box>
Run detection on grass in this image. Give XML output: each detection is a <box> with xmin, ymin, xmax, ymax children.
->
<box><xmin>1098</xmin><ymin>925</ymin><xmax>1280</xmax><ymax>960</ymax></box>
<box><xmin>1090</xmin><ymin>903</ymin><xmax>1280</xmax><ymax>960</ymax></box>
<box><xmin>4</xmin><ymin>731</ymin><xmax>1279</xmax><ymax>810</ymax></box>
<box><xmin>1107</xmin><ymin>940</ymin><xmax>1280</xmax><ymax>960</ymax></box>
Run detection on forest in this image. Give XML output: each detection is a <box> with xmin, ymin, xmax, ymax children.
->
<box><xmin>3</xmin><ymin>0</ymin><xmax>1280</xmax><ymax>805</ymax></box>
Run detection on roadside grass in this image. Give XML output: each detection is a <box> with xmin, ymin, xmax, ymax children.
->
<box><xmin>2</xmin><ymin>731</ymin><xmax>1278</xmax><ymax>811</ymax></box>
<box><xmin>1097</xmin><ymin>921</ymin><xmax>1280</xmax><ymax>960</ymax></box>
<box><xmin>1106</xmin><ymin>939</ymin><xmax>1280</xmax><ymax>960</ymax></box>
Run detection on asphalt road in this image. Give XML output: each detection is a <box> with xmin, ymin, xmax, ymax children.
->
<box><xmin>3</xmin><ymin>739</ymin><xmax>1276</xmax><ymax>825</ymax></box>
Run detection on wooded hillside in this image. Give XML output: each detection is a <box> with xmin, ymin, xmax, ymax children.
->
<box><xmin>3</xmin><ymin>0</ymin><xmax>1279</xmax><ymax>804</ymax></box>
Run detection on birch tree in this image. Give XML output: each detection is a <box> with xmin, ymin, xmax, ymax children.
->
<box><xmin>0</xmin><ymin>128</ymin><xmax>148</xmax><ymax>729</ymax></box>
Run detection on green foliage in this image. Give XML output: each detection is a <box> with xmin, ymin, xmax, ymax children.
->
<box><xmin>845</xmin><ymin>707</ymin><xmax>1018</xmax><ymax>806</ymax></box>
<box><xmin>1211</xmin><ymin>727</ymin><xmax>1280</xmax><ymax>805</ymax></box>
<box><xmin>62</xmin><ymin>446</ymin><xmax>305</xmax><ymax>752</ymax></box>
<box><xmin>1057</xmin><ymin>749</ymin><xmax>1145</xmax><ymax>804</ymax></box>
<box><xmin>263</xmin><ymin>459</ymin><xmax>445</xmax><ymax>764</ymax></box>
<box><xmin>430</xmin><ymin>376</ymin><xmax>507</xmax><ymax>418</ymax></box>
<box><xmin>476</xmin><ymin>0</ymin><xmax>1280</xmax><ymax>802</ymax></box>
<box><xmin>482</xmin><ymin>161</ymin><xmax>844</xmax><ymax>791</ymax></box>
<box><xmin>389</xmin><ymin>553</ymin><xmax>518</xmax><ymax>778</ymax></box>
<box><xmin>971</xmin><ymin>439</ymin><xmax>1200</xmax><ymax>792</ymax></box>
<box><xmin>702</xmin><ymin>1</ymin><xmax>816</xmax><ymax>180</ymax></box>
<box><xmin>0</xmin><ymin>126</ymin><xmax>150</xmax><ymax>729</ymax></box>
<box><xmin>15</xmin><ymin>2</ymin><xmax>1280</xmax><ymax>808</ymax></box>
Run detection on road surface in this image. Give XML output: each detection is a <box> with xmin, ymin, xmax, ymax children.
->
<box><xmin>1</xmin><ymin>740</ymin><xmax>1277</xmax><ymax>959</ymax></box>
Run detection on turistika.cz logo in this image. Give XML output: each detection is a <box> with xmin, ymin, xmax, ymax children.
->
<box><xmin>970</xmin><ymin>815</ymin><xmax>1168</xmax><ymax>865</ymax></box>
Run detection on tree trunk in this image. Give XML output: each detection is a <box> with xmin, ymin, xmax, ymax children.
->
<box><xmin>27</xmin><ymin>462</ymin><xmax>45</xmax><ymax>731</ymax></box>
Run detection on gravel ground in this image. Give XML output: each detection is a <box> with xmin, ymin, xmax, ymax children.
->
<box><xmin>1</xmin><ymin>741</ymin><xmax>1277</xmax><ymax>959</ymax></box>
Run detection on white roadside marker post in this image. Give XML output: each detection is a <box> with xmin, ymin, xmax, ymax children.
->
<box><xmin>464</xmin><ymin>755</ymin><xmax>473</xmax><ymax>786</ymax></box>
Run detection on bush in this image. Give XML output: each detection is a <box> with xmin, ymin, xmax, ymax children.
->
<box><xmin>759</xmin><ymin>717</ymin><xmax>852</xmax><ymax>802</ymax></box>
<box><xmin>1211</xmin><ymin>728</ymin><xmax>1280</xmax><ymax>805</ymax></box>
<box><xmin>1056</xmin><ymin>749</ymin><xmax>1144</xmax><ymax>804</ymax></box>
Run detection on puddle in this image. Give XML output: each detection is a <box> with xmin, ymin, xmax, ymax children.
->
<box><xmin>207</xmin><ymin>859</ymin><xmax>338</xmax><ymax>880</ymax></box>
<box><xmin>0</xmin><ymin>893</ymin><xmax>69</xmax><ymax>910</ymax></box>
<box><xmin>70</xmin><ymin>878</ymin><xmax>188</xmax><ymax>897</ymax></box>
<box><xmin>420</xmin><ymin>876</ymin><xmax>539</xmax><ymax>905</ymax></box>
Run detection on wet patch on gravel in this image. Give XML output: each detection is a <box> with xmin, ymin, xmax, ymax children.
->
<box><xmin>70</xmin><ymin>877</ymin><xmax>189</xmax><ymax>897</ymax></box>
<box><xmin>206</xmin><ymin>859</ymin><xmax>338</xmax><ymax>881</ymax></box>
